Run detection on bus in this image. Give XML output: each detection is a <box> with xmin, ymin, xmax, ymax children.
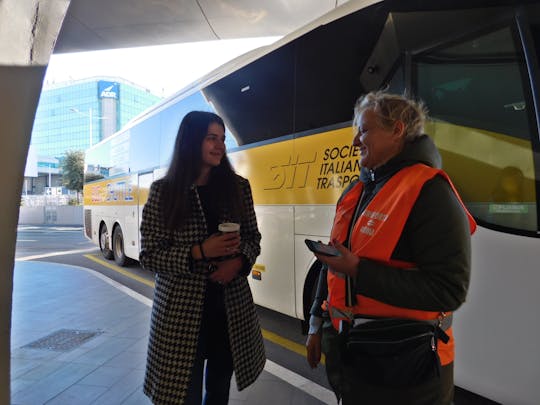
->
<box><xmin>83</xmin><ymin>1</ymin><xmax>540</xmax><ymax>403</ymax></box>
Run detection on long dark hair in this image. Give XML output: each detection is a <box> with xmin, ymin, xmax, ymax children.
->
<box><xmin>161</xmin><ymin>111</ymin><xmax>243</xmax><ymax>230</ymax></box>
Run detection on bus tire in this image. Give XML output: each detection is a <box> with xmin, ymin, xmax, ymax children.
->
<box><xmin>113</xmin><ymin>225</ymin><xmax>129</xmax><ymax>267</ymax></box>
<box><xmin>301</xmin><ymin>260</ymin><xmax>323</xmax><ymax>335</ymax></box>
<box><xmin>99</xmin><ymin>223</ymin><xmax>114</xmax><ymax>260</ymax></box>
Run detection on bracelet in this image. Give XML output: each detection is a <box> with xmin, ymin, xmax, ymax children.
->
<box><xmin>199</xmin><ymin>243</ymin><xmax>208</xmax><ymax>262</ymax></box>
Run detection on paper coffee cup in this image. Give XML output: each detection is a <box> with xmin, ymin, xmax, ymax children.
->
<box><xmin>218</xmin><ymin>222</ymin><xmax>240</xmax><ymax>233</ymax></box>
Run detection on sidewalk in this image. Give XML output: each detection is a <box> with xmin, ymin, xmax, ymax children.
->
<box><xmin>10</xmin><ymin>261</ymin><xmax>333</xmax><ymax>405</ymax></box>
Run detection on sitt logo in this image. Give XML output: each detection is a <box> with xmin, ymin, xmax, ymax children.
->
<box><xmin>264</xmin><ymin>153</ymin><xmax>317</xmax><ymax>190</ymax></box>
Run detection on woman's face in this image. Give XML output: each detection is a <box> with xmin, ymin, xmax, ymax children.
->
<box><xmin>353</xmin><ymin>108</ymin><xmax>405</xmax><ymax>170</ymax></box>
<box><xmin>201</xmin><ymin>122</ymin><xmax>226</xmax><ymax>169</ymax></box>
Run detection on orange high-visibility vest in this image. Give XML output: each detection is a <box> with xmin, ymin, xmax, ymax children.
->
<box><xmin>326</xmin><ymin>164</ymin><xmax>476</xmax><ymax>365</ymax></box>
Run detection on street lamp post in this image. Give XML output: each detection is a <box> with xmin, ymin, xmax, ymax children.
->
<box><xmin>69</xmin><ymin>107</ymin><xmax>107</xmax><ymax>148</ymax></box>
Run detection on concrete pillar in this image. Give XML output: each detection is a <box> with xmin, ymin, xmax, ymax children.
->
<box><xmin>0</xmin><ymin>1</ymin><xmax>70</xmax><ymax>403</ymax></box>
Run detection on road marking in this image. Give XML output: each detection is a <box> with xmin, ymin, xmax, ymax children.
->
<box><xmin>84</xmin><ymin>253</ymin><xmax>332</xmax><ymax>402</ymax></box>
<box><xmin>16</xmin><ymin>239</ymin><xmax>37</xmax><ymax>242</ymax></box>
<box><xmin>261</xmin><ymin>329</ymin><xmax>326</xmax><ymax>365</ymax></box>
<box><xmin>264</xmin><ymin>360</ymin><xmax>335</xmax><ymax>404</ymax></box>
<box><xmin>84</xmin><ymin>254</ymin><xmax>155</xmax><ymax>288</ymax></box>
<box><xmin>262</xmin><ymin>329</ymin><xmax>306</xmax><ymax>357</ymax></box>
<box><xmin>16</xmin><ymin>247</ymin><xmax>98</xmax><ymax>261</ymax></box>
<box><xmin>17</xmin><ymin>226</ymin><xmax>83</xmax><ymax>232</ymax></box>
<box><xmin>77</xmin><ymin>264</ymin><xmax>153</xmax><ymax>306</ymax></box>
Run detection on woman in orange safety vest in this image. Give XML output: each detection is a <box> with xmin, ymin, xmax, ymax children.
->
<box><xmin>305</xmin><ymin>92</ymin><xmax>475</xmax><ymax>405</ymax></box>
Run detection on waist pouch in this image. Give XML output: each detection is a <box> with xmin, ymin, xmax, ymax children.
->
<box><xmin>344</xmin><ymin>318</ymin><xmax>448</xmax><ymax>388</ymax></box>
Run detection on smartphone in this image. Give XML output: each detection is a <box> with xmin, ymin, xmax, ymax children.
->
<box><xmin>304</xmin><ymin>239</ymin><xmax>341</xmax><ymax>257</ymax></box>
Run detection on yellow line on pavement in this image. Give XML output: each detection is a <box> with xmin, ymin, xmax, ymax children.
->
<box><xmin>84</xmin><ymin>253</ymin><xmax>325</xmax><ymax>365</ymax></box>
<box><xmin>262</xmin><ymin>329</ymin><xmax>306</xmax><ymax>357</ymax></box>
<box><xmin>84</xmin><ymin>254</ymin><xmax>155</xmax><ymax>288</ymax></box>
<box><xmin>262</xmin><ymin>329</ymin><xmax>325</xmax><ymax>365</ymax></box>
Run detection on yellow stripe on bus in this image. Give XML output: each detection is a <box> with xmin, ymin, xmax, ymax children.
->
<box><xmin>84</xmin><ymin>122</ymin><xmax>535</xmax><ymax>208</ymax></box>
<box><xmin>229</xmin><ymin>126</ymin><xmax>359</xmax><ymax>205</ymax></box>
<box><xmin>252</xmin><ymin>263</ymin><xmax>266</xmax><ymax>272</ymax></box>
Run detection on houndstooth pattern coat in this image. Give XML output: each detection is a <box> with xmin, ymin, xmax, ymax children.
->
<box><xmin>140</xmin><ymin>176</ymin><xmax>265</xmax><ymax>405</ymax></box>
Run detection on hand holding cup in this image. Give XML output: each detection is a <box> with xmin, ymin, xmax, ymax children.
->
<box><xmin>210</xmin><ymin>223</ymin><xmax>242</xmax><ymax>284</ymax></box>
<box><xmin>218</xmin><ymin>222</ymin><xmax>241</xmax><ymax>256</ymax></box>
<box><xmin>202</xmin><ymin>222</ymin><xmax>241</xmax><ymax>258</ymax></box>
<box><xmin>218</xmin><ymin>222</ymin><xmax>240</xmax><ymax>234</ymax></box>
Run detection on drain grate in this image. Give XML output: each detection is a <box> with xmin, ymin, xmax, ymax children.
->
<box><xmin>22</xmin><ymin>329</ymin><xmax>104</xmax><ymax>352</ymax></box>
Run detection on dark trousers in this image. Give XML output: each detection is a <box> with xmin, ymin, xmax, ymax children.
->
<box><xmin>322</xmin><ymin>323</ymin><xmax>454</xmax><ymax>405</ymax></box>
<box><xmin>185</xmin><ymin>284</ymin><xmax>233</xmax><ymax>405</ymax></box>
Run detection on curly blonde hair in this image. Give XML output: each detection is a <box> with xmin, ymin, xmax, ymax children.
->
<box><xmin>354</xmin><ymin>91</ymin><xmax>428</xmax><ymax>141</ymax></box>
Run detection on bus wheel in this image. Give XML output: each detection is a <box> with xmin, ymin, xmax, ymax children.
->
<box><xmin>301</xmin><ymin>260</ymin><xmax>323</xmax><ymax>335</ymax></box>
<box><xmin>99</xmin><ymin>224</ymin><xmax>114</xmax><ymax>260</ymax></box>
<box><xmin>113</xmin><ymin>226</ymin><xmax>129</xmax><ymax>266</ymax></box>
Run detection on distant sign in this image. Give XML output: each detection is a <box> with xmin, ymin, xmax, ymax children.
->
<box><xmin>45</xmin><ymin>187</ymin><xmax>63</xmax><ymax>196</ymax></box>
<box><xmin>98</xmin><ymin>81</ymin><xmax>119</xmax><ymax>99</ymax></box>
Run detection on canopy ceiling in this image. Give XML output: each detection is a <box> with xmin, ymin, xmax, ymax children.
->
<box><xmin>55</xmin><ymin>0</ymin><xmax>351</xmax><ymax>53</ymax></box>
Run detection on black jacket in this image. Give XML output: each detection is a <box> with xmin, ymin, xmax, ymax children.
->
<box><xmin>311</xmin><ymin>135</ymin><xmax>471</xmax><ymax>317</ymax></box>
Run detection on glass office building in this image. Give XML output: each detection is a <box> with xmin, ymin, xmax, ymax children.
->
<box><xmin>25</xmin><ymin>77</ymin><xmax>161</xmax><ymax>195</ymax></box>
<box><xmin>31</xmin><ymin>77</ymin><xmax>162</xmax><ymax>158</ymax></box>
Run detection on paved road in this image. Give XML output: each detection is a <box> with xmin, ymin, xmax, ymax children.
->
<box><xmin>14</xmin><ymin>225</ymin><xmax>499</xmax><ymax>404</ymax></box>
<box><xmin>16</xmin><ymin>225</ymin><xmax>96</xmax><ymax>258</ymax></box>
<box><xmin>15</xmin><ymin>225</ymin><xmax>330</xmax><ymax>390</ymax></box>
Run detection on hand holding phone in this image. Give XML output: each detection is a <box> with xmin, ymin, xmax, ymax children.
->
<box><xmin>304</xmin><ymin>239</ymin><xmax>341</xmax><ymax>257</ymax></box>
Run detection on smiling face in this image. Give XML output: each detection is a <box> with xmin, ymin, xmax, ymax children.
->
<box><xmin>353</xmin><ymin>108</ymin><xmax>405</xmax><ymax>169</ymax></box>
<box><xmin>201</xmin><ymin>122</ymin><xmax>226</xmax><ymax>170</ymax></box>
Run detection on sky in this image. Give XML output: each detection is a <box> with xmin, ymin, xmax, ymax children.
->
<box><xmin>44</xmin><ymin>36</ymin><xmax>280</xmax><ymax>98</ymax></box>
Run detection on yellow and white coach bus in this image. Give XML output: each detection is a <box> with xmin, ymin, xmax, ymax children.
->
<box><xmin>84</xmin><ymin>1</ymin><xmax>540</xmax><ymax>403</ymax></box>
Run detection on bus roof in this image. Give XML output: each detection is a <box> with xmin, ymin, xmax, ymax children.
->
<box><xmin>89</xmin><ymin>0</ymin><xmax>527</xmax><ymax>150</ymax></box>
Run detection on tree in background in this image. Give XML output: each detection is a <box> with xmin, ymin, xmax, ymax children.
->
<box><xmin>61</xmin><ymin>150</ymin><xmax>84</xmax><ymax>203</ymax></box>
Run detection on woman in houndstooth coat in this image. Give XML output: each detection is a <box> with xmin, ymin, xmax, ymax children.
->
<box><xmin>140</xmin><ymin>111</ymin><xmax>265</xmax><ymax>404</ymax></box>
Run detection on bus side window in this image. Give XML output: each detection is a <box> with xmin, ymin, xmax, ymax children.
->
<box><xmin>413</xmin><ymin>26</ymin><xmax>538</xmax><ymax>233</ymax></box>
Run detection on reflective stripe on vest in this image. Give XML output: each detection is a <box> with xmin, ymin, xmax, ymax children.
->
<box><xmin>326</xmin><ymin>163</ymin><xmax>476</xmax><ymax>365</ymax></box>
